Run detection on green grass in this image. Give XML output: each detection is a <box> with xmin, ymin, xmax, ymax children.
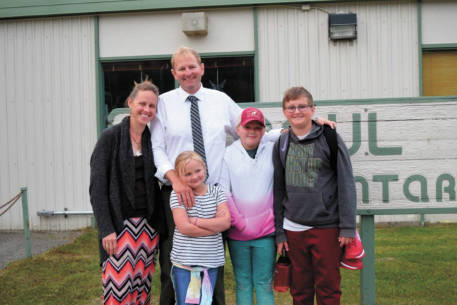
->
<box><xmin>1</xmin><ymin>224</ymin><xmax>456</xmax><ymax>305</ymax></box>
<box><xmin>0</xmin><ymin>228</ymin><xmax>100</xmax><ymax>305</ymax></box>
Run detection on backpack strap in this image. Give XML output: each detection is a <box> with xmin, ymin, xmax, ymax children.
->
<box><xmin>323</xmin><ymin>125</ymin><xmax>338</xmax><ymax>173</ymax></box>
<box><xmin>278</xmin><ymin>130</ymin><xmax>290</xmax><ymax>168</ymax></box>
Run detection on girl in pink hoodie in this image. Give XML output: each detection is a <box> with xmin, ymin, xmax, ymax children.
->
<box><xmin>220</xmin><ymin>107</ymin><xmax>277</xmax><ymax>305</ymax></box>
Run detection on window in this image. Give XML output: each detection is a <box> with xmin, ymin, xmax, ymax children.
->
<box><xmin>423</xmin><ymin>50</ymin><xmax>457</xmax><ymax>96</ymax></box>
<box><xmin>202</xmin><ymin>56</ymin><xmax>254</xmax><ymax>103</ymax></box>
<box><xmin>103</xmin><ymin>60</ymin><xmax>174</xmax><ymax>112</ymax></box>
<box><xmin>102</xmin><ymin>55</ymin><xmax>255</xmax><ymax>113</ymax></box>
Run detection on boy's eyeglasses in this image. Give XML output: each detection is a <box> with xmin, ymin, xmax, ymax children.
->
<box><xmin>284</xmin><ymin>105</ymin><xmax>313</xmax><ymax>113</ymax></box>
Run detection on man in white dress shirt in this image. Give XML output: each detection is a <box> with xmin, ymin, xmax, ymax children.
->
<box><xmin>151</xmin><ymin>46</ymin><xmax>240</xmax><ymax>305</ymax></box>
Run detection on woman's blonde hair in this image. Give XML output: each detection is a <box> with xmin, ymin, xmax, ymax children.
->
<box><xmin>125</xmin><ymin>79</ymin><xmax>159</xmax><ymax>106</ymax></box>
<box><xmin>175</xmin><ymin>151</ymin><xmax>206</xmax><ymax>177</ymax></box>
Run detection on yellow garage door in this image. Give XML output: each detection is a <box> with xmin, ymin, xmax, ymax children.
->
<box><xmin>423</xmin><ymin>51</ymin><xmax>457</xmax><ymax>96</ymax></box>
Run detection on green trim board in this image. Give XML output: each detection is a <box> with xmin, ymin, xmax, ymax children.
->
<box><xmin>100</xmin><ymin>51</ymin><xmax>255</xmax><ymax>63</ymax></box>
<box><xmin>253</xmin><ymin>7</ymin><xmax>260</xmax><ymax>102</ymax></box>
<box><xmin>238</xmin><ymin>95</ymin><xmax>457</xmax><ymax>108</ymax></box>
<box><xmin>100</xmin><ymin>55</ymin><xmax>173</xmax><ymax>63</ymax></box>
<box><xmin>198</xmin><ymin>51</ymin><xmax>255</xmax><ymax>58</ymax></box>
<box><xmin>418</xmin><ymin>0</ymin><xmax>423</xmax><ymax>96</ymax></box>
<box><xmin>0</xmin><ymin>0</ymin><xmax>415</xmax><ymax>19</ymax></box>
<box><xmin>422</xmin><ymin>43</ymin><xmax>457</xmax><ymax>50</ymax></box>
<box><xmin>358</xmin><ymin>208</ymin><xmax>457</xmax><ymax>215</ymax></box>
<box><xmin>360</xmin><ymin>214</ymin><xmax>375</xmax><ymax>305</ymax></box>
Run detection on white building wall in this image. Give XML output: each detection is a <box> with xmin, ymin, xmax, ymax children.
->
<box><xmin>257</xmin><ymin>0</ymin><xmax>419</xmax><ymax>102</ymax></box>
<box><xmin>422</xmin><ymin>0</ymin><xmax>457</xmax><ymax>44</ymax></box>
<box><xmin>99</xmin><ymin>8</ymin><xmax>254</xmax><ymax>57</ymax></box>
<box><xmin>0</xmin><ymin>16</ymin><xmax>96</xmax><ymax>230</ymax></box>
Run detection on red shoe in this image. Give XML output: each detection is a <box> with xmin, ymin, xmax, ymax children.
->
<box><xmin>344</xmin><ymin>230</ymin><xmax>365</xmax><ymax>259</ymax></box>
<box><xmin>340</xmin><ymin>258</ymin><xmax>363</xmax><ymax>270</ymax></box>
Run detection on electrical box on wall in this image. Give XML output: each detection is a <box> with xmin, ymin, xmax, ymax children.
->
<box><xmin>182</xmin><ymin>12</ymin><xmax>208</xmax><ymax>36</ymax></box>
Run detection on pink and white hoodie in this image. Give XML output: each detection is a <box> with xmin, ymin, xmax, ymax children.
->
<box><xmin>220</xmin><ymin>136</ymin><xmax>277</xmax><ymax>241</ymax></box>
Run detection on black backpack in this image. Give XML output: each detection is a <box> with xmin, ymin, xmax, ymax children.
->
<box><xmin>278</xmin><ymin>125</ymin><xmax>338</xmax><ymax>172</ymax></box>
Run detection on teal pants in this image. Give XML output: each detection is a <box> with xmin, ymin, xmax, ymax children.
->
<box><xmin>228</xmin><ymin>236</ymin><xmax>276</xmax><ymax>305</ymax></box>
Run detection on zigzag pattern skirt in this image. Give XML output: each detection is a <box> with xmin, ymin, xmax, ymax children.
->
<box><xmin>102</xmin><ymin>217</ymin><xmax>159</xmax><ymax>305</ymax></box>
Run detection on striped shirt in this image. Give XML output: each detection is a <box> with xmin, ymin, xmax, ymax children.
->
<box><xmin>170</xmin><ymin>184</ymin><xmax>226</xmax><ymax>268</ymax></box>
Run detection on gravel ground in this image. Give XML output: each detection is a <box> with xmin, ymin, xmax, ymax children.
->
<box><xmin>0</xmin><ymin>230</ymin><xmax>81</xmax><ymax>270</ymax></box>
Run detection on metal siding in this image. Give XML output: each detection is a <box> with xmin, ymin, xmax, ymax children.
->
<box><xmin>0</xmin><ymin>16</ymin><xmax>96</xmax><ymax>230</ymax></box>
<box><xmin>0</xmin><ymin>23</ymin><xmax>7</xmax><ymax>226</ymax></box>
<box><xmin>257</xmin><ymin>0</ymin><xmax>419</xmax><ymax>102</ymax></box>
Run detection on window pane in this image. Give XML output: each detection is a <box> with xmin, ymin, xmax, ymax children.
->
<box><xmin>423</xmin><ymin>50</ymin><xmax>457</xmax><ymax>96</ymax></box>
<box><xmin>202</xmin><ymin>56</ymin><xmax>254</xmax><ymax>103</ymax></box>
<box><xmin>103</xmin><ymin>60</ymin><xmax>174</xmax><ymax>112</ymax></box>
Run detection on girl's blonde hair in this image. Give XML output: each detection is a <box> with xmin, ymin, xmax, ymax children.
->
<box><xmin>175</xmin><ymin>151</ymin><xmax>207</xmax><ymax>177</ymax></box>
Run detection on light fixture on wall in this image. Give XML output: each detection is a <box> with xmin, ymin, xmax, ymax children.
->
<box><xmin>182</xmin><ymin>12</ymin><xmax>208</xmax><ymax>36</ymax></box>
<box><xmin>328</xmin><ymin>13</ymin><xmax>357</xmax><ymax>40</ymax></box>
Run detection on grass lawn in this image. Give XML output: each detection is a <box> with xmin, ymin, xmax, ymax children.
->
<box><xmin>1</xmin><ymin>224</ymin><xmax>456</xmax><ymax>305</ymax></box>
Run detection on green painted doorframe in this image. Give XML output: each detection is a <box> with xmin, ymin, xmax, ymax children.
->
<box><xmin>253</xmin><ymin>7</ymin><xmax>260</xmax><ymax>102</ymax></box>
<box><xmin>417</xmin><ymin>0</ymin><xmax>423</xmax><ymax>96</ymax></box>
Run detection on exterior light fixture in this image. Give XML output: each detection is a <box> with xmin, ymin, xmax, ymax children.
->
<box><xmin>328</xmin><ymin>13</ymin><xmax>357</xmax><ymax>40</ymax></box>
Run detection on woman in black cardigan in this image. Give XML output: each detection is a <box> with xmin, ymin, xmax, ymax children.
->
<box><xmin>90</xmin><ymin>80</ymin><xmax>165</xmax><ymax>305</ymax></box>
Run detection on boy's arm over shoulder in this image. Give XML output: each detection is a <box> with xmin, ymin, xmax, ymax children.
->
<box><xmin>262</xmin><ymin>128</ymin><xmax>282</xmax><ymax>142</ymax></box>
<box><xmin>273</xmin><ymin>137</ymin><xmax>287</xmax><ymax>244</ymax></box>
<box><xmin>335</xmin><ymin>133</ymin><xmax>357</xmax><ymax>238</ymax></box>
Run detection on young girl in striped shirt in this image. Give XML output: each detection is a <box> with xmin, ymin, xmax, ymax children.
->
<box><xmin>170</xmin><ymin>151</ymin><xmax>231</xmax><ymax>305</ymax></box>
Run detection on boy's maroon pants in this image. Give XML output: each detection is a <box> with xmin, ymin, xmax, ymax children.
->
<box><xmin>286</xmin><ymin>228</ymin><xmax>342</xmax><ymax>305</ymax></box>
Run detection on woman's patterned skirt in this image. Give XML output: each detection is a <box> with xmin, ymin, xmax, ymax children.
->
<box><xmin>102</xmin><ymin>217</ymin><xmax>159</xmax><ymax>305</ymax></box>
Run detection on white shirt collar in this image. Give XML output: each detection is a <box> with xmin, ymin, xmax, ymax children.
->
<box><xmin>177</xmin><ymin>84</ymin><xmax>205</xmax><ymax>102</ymax></box>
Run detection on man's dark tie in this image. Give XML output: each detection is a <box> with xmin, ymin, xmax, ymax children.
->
<box><xmin>188</xmin><ymin>95</ymin><xmax>208</xmax><ymax>178</ymax></box>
